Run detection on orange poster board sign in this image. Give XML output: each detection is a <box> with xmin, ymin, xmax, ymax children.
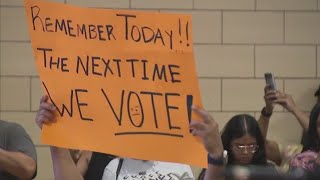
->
<box><xmin>24</xmin><ymin>0</ymin><xmax>206</xmax><ymax>167</ymax></box>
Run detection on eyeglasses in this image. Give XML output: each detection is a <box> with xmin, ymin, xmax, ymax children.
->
<box><xmin>232</xmin><ymin>144</ymin><xmax>259</xmax><ymax>154</ymax></box>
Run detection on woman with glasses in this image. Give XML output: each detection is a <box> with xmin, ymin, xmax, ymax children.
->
<box><xmin>190</xmin><ymin>107</ymin><xmax>278</xmax><ymax>180</ymax></box>
<box><xmin>220</xmin><ymin>114</ymin><xmax>264</xmax><ymax>166</ymax></box>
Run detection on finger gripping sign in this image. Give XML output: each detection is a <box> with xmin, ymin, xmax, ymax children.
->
<box><xmin>24</xmin><ymin>0</ymin><xmax>206</xmax><ymax>167</ymax></box>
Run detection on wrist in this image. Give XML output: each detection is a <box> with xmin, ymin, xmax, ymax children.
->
<box><xmin>261</xmin><ymin>107</ymin><xmax>273</xmax><ymax>118</ymax></box>
<box><xmin>265</xmin><ymin>106</ymin><xmax>273</xmax><ymax>114</ymax></box>
<box><xmin>208</xmin><ymin>148</ymin><xmax>224</xmax><ymax>158</ymax></box>
<box><xmin>208</xmin><ymin>150</ymin><xmax>228</xmax><ymax>166</ymax></box>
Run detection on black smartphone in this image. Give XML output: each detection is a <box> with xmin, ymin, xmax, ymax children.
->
<box><xmin>264</xmin><ymin>73</ymin><xmax>276</xmax><ymax>91</ymax></box>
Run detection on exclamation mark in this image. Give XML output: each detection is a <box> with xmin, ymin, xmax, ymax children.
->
<box><xmin>179</xmin><ymin>18</ymin><xmax>182</xmax><ymax>44</ymax></box>
<box><xmin>186</xmin><ymin>21</ymin><xmax>190</xmax><ymax>47</ymax></box>
<box><xmin>186</xmin><ymin>95</ymin><xmax>193</xmax><ymax>133</ymax></box>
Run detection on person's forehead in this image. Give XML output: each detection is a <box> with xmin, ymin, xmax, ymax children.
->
<box><xmin>232</xmin><ymin>134</ymin><xmax>257</xmax><ymax>143</ymax></box>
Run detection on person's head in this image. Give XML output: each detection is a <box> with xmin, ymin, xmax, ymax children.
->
<box><xmin>302</xmin><ymin>103</ymin><xmax>320</xmax><ymax>152</ymax></box>
<box><xmin>300</xmin><ymin>85</ymin><xmax>320</xmax><ymax>145</ymax></box>
<box><xmin>221</xmin><ymin>114</ymin><xmax>267</xmax><ymax>165</ymax></box>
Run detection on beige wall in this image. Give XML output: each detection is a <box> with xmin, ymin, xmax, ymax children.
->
<box><xmin>1</xmin><ymin>0</ymin><xmax>320</xmax><ymax>179</ymax></box>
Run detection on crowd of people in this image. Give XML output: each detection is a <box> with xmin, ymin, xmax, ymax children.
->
<box><xmin>1</xmin><ymin>84</ymin><xmax>319</xmax><ymax>179</ymax></box>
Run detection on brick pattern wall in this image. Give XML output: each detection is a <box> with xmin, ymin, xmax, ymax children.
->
<box><xmin>1</xmin><ymin>0</ymin><xmax>319</xmax><ymax>179</ymax></box>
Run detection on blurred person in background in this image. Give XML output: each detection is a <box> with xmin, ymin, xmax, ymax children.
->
<box><xmin>0</xmin><ymin>119</ymin><xmax>37</xmax><ymax>179</ymax></box>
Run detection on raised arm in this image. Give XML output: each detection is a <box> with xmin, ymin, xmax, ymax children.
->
<box><xmin>274</xmin><ymin>92</ymin><xmax>309</xmax><ymax>131</ymax></box>
<box><xmin>257</xmin><ymin>86</ymin><xmax>283</xmax><ymax>165</ymax></box>
<box><xmin>35</xmin><ymin>95</ymin><xmax>89</xmax><ymax>180</ymax></box>
<box><xmin>50</xmin><ymin>147</ymin><xmax>84</xmax><ymax>180</ymax></box>
<box><xmin>189</xmin><ymin>106</ymin><xmax>225</xmax><ymax>180</ymax></box>
<box><xmin>257</xmin><ymin>86</ymin><xmax>277</xmax><ymax>139</ymax></box>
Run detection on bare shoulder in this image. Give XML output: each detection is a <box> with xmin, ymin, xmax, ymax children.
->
<box><xmin>266</xmin><ymin>140</ymin><xmax>279</xmax><ymax>149</ymax></box>
<box><xmin>80</xmin><ymin>151</ymin><xmax>93</xmax><ymax>163</ymax></box>
<box><xmin>265</xmin><ymin>140</ymin><xmax>282</xmax><ymax>166</ymax></box>
<box><xmin>76</xmin><ymin>151</ymin><xmax>93</xmax><ymax>176</ymax></box>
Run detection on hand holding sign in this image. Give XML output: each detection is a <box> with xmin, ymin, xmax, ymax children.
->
<box><xmin>35</xmin><ymin>95</ymin><xmax>56</xmax><ymax>129</ymax></box>
<box><xmin>189</xmin><ymin>106</ymin><xmax>224</xmax><ymax>158</ymax></box>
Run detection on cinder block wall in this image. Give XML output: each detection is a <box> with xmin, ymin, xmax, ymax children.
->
<box><xmin>1</xmin><ymin>0</ymin><xmax>319</xmax><ymax>179</ymax></box>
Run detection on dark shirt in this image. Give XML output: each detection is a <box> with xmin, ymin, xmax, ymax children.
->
<box><xmin>84</xmin><ymin>152</ymin><xmax>115</xmax><ymax>180</ymax></box>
